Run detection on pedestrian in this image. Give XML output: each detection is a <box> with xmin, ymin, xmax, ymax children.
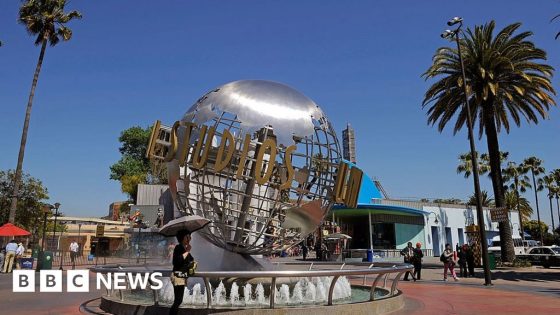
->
<box><xmin>441</xmin><ymin>243</ymin><xmax>458</xmax><ymax>281</ymax></box>
<box><xmin>458</xmin><ymin>244</ymin><xmax>468</xmax><ymax>278</ymax></box>
<box><xmin>466</xmin><ymin>243</ymin><xmax>476</xmax><ymax>277</ymax></box>
<box><xmin>15</xmin><ymin>242</ymin><xmax>25</xmax><ymax>270</ymax></box>
<box><xmin>170</xmin><ymin>230</ymin><xmax>195</xmax><ymax>315</ymax></box>
<box><xmin>400</xmin><ymin>242</ymin><xmax>416</xmax><ymax>281</ymax></box>
<box><xmin>302</xmin><ymin>242</ymin><xmax>308</xmax><ymax>261</ymax></box>
<box><xmin>3</xmin><ymin>240</ymin><xmax>18</xmax><ymax>273</ymax></box>
<box><xmin>0</xmin><ymin>247</ymin><xmax>5</xmax><ymax>273</ymax></box>
<box><xmin>69</xmin><ymin>240</ymin><xmax>79</xmax><ymax>269</ymax></box>
<box><xmin>315</xmin><ymin>242</ymin><xmax>322</xmax><ymax>261</ymax></box>
<box><xmin>412</xmin><ymin>242</ymin><xmax>424</xmax><ymax>280</ymax></box>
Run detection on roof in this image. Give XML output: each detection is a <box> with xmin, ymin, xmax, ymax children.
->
<box><xmin>333</xmin><ymin>160</ymin><xmax>428</xmax><ymax>216</ymax></box>
<box><xmin>55</xmin><ymin>216</ymin><xmax>129</xmax><ymax>225</ymax></box>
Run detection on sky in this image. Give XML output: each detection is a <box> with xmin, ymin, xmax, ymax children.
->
<box><xmin>0</xmin><ymin>0</ymin><xmax>559</xmax><ymax>228</ymax></box>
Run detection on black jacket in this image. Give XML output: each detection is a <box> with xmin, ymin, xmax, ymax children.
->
<box><xmin>172</xmin><ymin>244</ymin><xmax>194</xmax><ymax>272</ymax></box>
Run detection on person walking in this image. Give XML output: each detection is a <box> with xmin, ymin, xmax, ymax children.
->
<box><xmin>400</xmin><ymin>242</ymin><xmax>416</xmax><ymax>281</ymax></box>
<box><xmin>15</xmin><ymin>242</ymin><xmax>25</xmax><ymax>269</ymax></box>
<box><xmin>302</xmin><ymin>242</ymin><xmax>308</xmax><ymax>261</ymax></box>
<box><xmin>412</xmin><ymin>242</ymin><xmax>424</xmax><ymax>280</ymax></box>
<box><xmin>3</xmin><ymin>240</ymin><xmax>18</xmax><ymax>273</ymax></box>
<box><xmin>170</xmin><ymin>230</ymin><xmax>195</xmax><ymax>315</ymax></box>
<box><xmin>466</xmin><ymin>243</ymin><xmax>476</xmax><ymax>277</ymax></box>
<box><xmin>441</xmin><ymin>243</ymin><xmax>458</xmax><ymax>281</ymax></box>
<box><xmin>458</xmin><ymin>244</ymin><xmax>469</xmax><ymax>278</ymax></box>
<box><xmin>69</xmin><ymin>240</ymin><xmax>79</xmax><ymax>269</ymax></box>
<box><xmin>0</xmin><ymin>247</ymin><xmax>6</xmax><ymax>273</ymax></box>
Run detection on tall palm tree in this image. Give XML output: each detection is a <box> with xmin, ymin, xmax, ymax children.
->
<box><xmin>542</xmin><ymin>174</ymin><xmax>558</xmax><ymax>232</ymax></box>
<box><xmin>423</xmin><ymin>21</ymin><xmax>556</xmax><ymax>262</ymax></box>
<box><xmin>553</xmin><ymin>169</ymin><xmax>560</xmax><ymax>228</ymax></box>
<box><xmin>502</xmin><ymin>161</ymin><xmax>532</xmax><ymax>241</ymax></box>
<box><xmin>457</xmin><ymin>151</ymin><xmax>488</xmax><ymax>178</ymax></box>
<box><xmin>522</xmin><ymin>157</ymin><xmax>545</xmax><ymax>245</ymax></box>
<box><xmin>8</xmin><ymin>0</ymin><xmax>81</xmax><ymax>223</ymax></box>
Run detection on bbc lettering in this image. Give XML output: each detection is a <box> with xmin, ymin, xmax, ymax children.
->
<box><xmin>13</xmin><ymin>270</ymin><xmax>89</xmax><ymax>292</ymax></box>
<box><xmin>13</xmin><ymin>270</ymin><xmax>163</xmax><ymax>292</ymax></box>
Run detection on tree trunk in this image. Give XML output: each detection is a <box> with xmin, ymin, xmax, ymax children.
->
<box><xmin>531</xmin><ymin>171</ymin><xmax>544</xmax><ymax>245</ymax></box>
<box><xmin>549</xmin><ymin>196</ymin><xmax>555</xmax><ymax>233</ymax></box>
<box><xmin>8</xmin><ymin>39</ymin><xmax>48</xmax><ymax>224</ymax></box>
<box><xmin>482</xmin><ymin>102</ymin><xmax>515</xmax><ymax>262</ymax></box>
<box><xmin>515</xmin><ymin>180</ymin><xmax>524</xmax><ymax>243</ymax></box>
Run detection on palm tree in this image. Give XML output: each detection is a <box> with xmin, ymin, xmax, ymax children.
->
<box><xmin>553</xmin><ymin>169</ymin><xmax>560</xmax><ymax>228</ymax></box>
<box><xmin>8</xmin><ymin>0</ymin><xmax>81</xmax><ymax>223</ymax></box>
<box><xmin>423</xmin><ymin>21</ymin><xmax>556</xmax><ymax>262</ymax></box>
<box><xmin>457</xmin><ymin>151</ymin><xmax>488</xmax><ymax>178</ymax></box>
<box><xmin>467</xmin><ymin>190</ymin><xmax>494</xmax><ymax>207</ymax></box>
<box><xmin>522</xmin><ymin>157</ymin><xmax>545</xmax><ymax>245</ymax></box>
<box><xmin>542</xmin><ymin>174</ymin><xmax>558</xmax><ymax>232</ymax></box>
<box><xmin>504</xmin><ymin>190</ymin><xmax>532</xmax><ymax>224</ymax></box>
<box><xmin>502</xmin><ymin>161</ymin><xmax>532</xmax><ymax>242</ymax></box>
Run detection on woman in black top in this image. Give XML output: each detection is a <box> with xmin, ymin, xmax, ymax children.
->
<box><xmin>170</xmin><ymin>230</ymin><xmax>194</xmax><ymax>315</ymax></box>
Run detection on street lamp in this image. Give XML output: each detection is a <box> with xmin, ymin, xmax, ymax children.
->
<box><xmin>50</xmin><ymin>202</ymin><xmax>63</xmax><ymax>270</ymax></box>
<box><xmin>441</xmin><ymin>17</ymin><xmax>492</xmax><ymax>286</ymax></box>
<box><xmin>427</xmin><ymin>212</ymin><xmax>440</xmax><ymax>225</ymax></box>
<box><xmin>36</xmin><ymin>204</ymin><xmax>51</xmax><ymax>271</ymax></box>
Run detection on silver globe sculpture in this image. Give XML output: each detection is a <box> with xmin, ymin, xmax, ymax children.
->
<box><xmin>161</xmin><ymin>80</ymin><xmax>342</xmax><ymax>255</ymax></box>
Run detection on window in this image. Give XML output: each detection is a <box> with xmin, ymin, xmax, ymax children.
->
<box><xmin>542</xmin><ymin>248</ymin><xmax>553</xmax><ymax>255</ymax></box>
<box><xmin>529</xmin><ymin>248</ymin><xmax>541</xmax><ymax>254</ymax></box>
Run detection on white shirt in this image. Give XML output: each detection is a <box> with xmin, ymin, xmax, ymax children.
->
<box><xmin>69</xmin><ymin>242</ymin><xmax>79</xmax><ymax>253</ymax></box>
<box><xmin>16</xmin><ymin>245</ymin><xmax>25</xmax><ymax>256</ymax></box>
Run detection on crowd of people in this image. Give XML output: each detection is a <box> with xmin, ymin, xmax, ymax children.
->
<box><xmin>400</xmin><ymin>241</ymin><xmax>478</xmax><ymax>282</ymax></box>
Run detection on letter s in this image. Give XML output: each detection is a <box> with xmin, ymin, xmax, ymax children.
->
<box><xmin>150</xmin><ymin>272</ymin><xmax>163</xmax><ymax>290</ymax></box>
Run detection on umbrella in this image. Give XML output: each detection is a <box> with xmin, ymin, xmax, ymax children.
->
<box><xmin>159</xmin><ymin>215</ymin><xmax>211</xmax><ymax>237</ymax></box>
<box><xmin>0</xmin><ymin>223</ymin><xmax>31</xmax><ymax>237</ymax></box>
<box><xmin>325</xmin><ymin>233</ymin><xmax>352</xmax><ymax>240</ymax></box>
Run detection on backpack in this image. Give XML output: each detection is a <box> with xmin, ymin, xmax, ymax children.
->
<box><xmin>439</xmin><ymin>253</ymin><xmax>446</xmax><ymax>262</ymax></box>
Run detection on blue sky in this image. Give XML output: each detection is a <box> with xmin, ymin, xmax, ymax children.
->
<box><xmin>1</xmin><ymin>0</ymin><xmax>559</xmax><ymax>227</ymax></box>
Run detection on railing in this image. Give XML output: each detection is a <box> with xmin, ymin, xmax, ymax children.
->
<box><xmin>92</xmin><ymin>262</ymin><xmax>412</xmax><ymax>309</ymax></box>
<box><xmin>343</xmin><ymin>248</ymin><xmax>433</xmax><ymax>259</ymax></box>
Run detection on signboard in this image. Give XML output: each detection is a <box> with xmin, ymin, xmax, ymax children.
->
<box><xmin>96</xmin><ymin>225</ymin><xmax>105</xmax><ymax>237</ymax></box>
<box><xmin>490</xmin><ymin>207</ymin><xmax>509</xmax><ymax>223</ymax></box>
<box><xmin>465</xmin><ymin>224</ymin><xmax>479</xmax><ymax>233</ymax></box>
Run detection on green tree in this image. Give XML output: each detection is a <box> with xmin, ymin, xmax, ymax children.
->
<box><xmin>423</xmin><ymin>21</ymin><xmax>556</xmax><ymax>262</ymax></box>
<box><xmin>0</xmin><ymin>170</ymin><xmax>49</xmax><ymax>234</ymax></box>
<box><xmin>504</xmin><ymin>190</ymin><xmax>532</xmax><ymax>222</ymax></box>
<box><xmin>524</xmin><ymin>220</ymin><xmax>548</xmax><ymax>243</ymax></box>
<box><xmin>8</xmin><ymin>0</ymin><xmax>81</xmax><ymax>224</ymax></box>
<box><xmin>522</xmin><ymin>157</ymin><xmax>546</xmax><ymax>245</ymax></box>
<box><xmin>433</xmin><ymin>198</ymin><xmax>462</xmax><ymax>204</ymax></box>
<box><xmin>467</xmin><ymin>190</ymin><xmax>494</xmax><ymax>207</ymax></box>
<box><xmin>110</xmin><ymin>126</ymin><xmax>167</xmax><ymax>201</ymax></box>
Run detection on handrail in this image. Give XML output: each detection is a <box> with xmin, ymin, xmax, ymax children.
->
<box><xmin>92</xmin><ymin>262</ymin><xmax>413</xmax><ymax>309</ymax></box>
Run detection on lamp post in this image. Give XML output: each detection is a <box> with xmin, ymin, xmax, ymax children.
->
<box><xmin>36</xmin><ymin>205</ymin><xmax>51</xmax><ymax>271</ymax></box>
<box><xmin>441</xmin><ymin>17</ymin><xmax>492</xmax><ymax>285</ymax></box>
<box><xmin>428</xmin><ymin>212</ymin><xmax>440</xmax><ymax>225</ymax></box>
<box><xmin>50</xmin><ymin>202</ymin><xmax>62</xmax><ymax>270</ymax></box>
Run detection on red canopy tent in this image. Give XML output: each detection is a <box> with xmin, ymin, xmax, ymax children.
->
<box><xmin>0</xmin><ymin>223</ymin><xmax>31</xmax><ymax>237</ymax></box>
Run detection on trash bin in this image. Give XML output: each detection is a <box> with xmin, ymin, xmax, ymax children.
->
<box><xmin>41</xmin><ymin>251</ymin><xmax>53</xmax><ymax>270</ymax></box>
<box><xmin>366</xmin><ymin>249</ymin><xmax>373</xmax><ymax>262</ymax></box>
<box><xmin>488</xmin><ymin>252</ymin><xmax>496</xmax><ymax>270</ymax></box>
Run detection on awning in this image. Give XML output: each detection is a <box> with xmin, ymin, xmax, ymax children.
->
<box><xmin>332</xmin><ymin>203</ymin><xmax>429</xmax><ymax>217</ymax></box>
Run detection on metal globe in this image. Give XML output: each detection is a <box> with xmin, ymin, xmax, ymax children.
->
<box><xmin>166</xmin><ymin>80</ymin><xmax>341</xmax><ymax>254</ymax></box>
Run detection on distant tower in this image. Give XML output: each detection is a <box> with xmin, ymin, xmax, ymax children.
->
<box><xmin>342</xmin><ymin>123</ymin><xmax>356</xmax><ymax>164</ymax></box>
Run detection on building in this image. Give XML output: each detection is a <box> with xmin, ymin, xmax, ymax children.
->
<box><xmin>46</xmin><ymin>216</ymin><xmax>129</xmax><ymax>256</ymax></box>
<box><xmin>329</xmin><ymin>161</ymin><xmax>521</xmax><ymax>257</ymax></box>
<box><xmin>342</xmin><ymin>123</ymin><xmax>356</xmax><ymax>164</ymax></box>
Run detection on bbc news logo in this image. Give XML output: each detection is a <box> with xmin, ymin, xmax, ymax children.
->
<box><xmin>13</xmin><ymin>270</ymin><xmax>163</xmax><ymax>292</ymax></box>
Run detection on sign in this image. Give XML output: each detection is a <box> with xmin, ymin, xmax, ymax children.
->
<box><xmin>490</xmin><ymin>207</ymin><xmax>509</xmax><ymax>223</ymax></box>
<box><xmin>465</xmin><ymin>224</ymin><xmax>479</xmax><ymax>233</ymax></box>
<box><xmin>96</xmin><ymin>225</ymin><xmax>104</xmax><ymax>237</ymax></box>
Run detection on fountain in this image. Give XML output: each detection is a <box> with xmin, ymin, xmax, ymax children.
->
<box><xmin>92</xmin><ymin>80</ymin><xmax>411</xmax><ymax>315</ymax></box>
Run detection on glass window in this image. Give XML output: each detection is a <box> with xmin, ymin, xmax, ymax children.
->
<box><xmin>529</xmin><ymin>248</ymin><xmax>541</xmax><ymax>254</ymax></box>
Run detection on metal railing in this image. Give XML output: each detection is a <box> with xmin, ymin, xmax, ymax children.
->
<box><xmin>343</xmin><ymin>248</ymin><xmax>433</xmax><ymax>259</ymax></box>
<box><xmin>92</xmin><ymin>262</ymin><xmax>412</xmax><ymax>309</ymax></box>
